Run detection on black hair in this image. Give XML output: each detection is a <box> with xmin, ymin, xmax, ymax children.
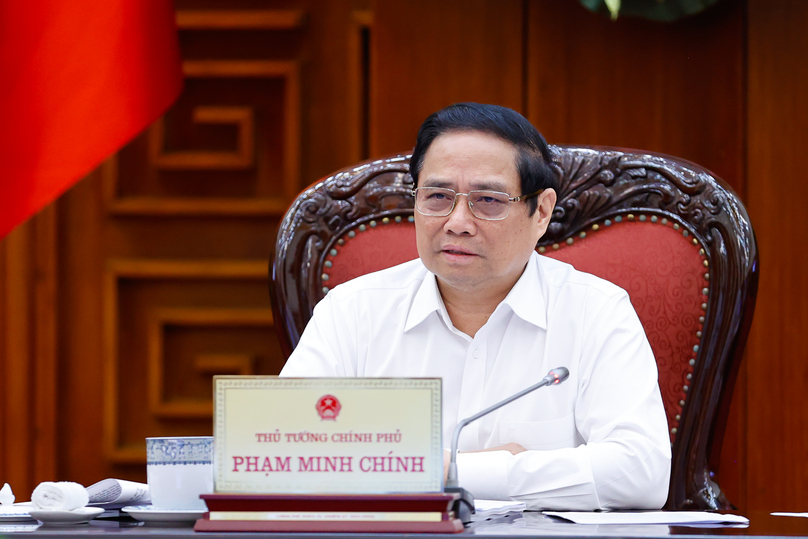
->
<box><xmin>409</xmin><ymin>103</ymin><xmax>557</xmax><ymax>215</ymax></box>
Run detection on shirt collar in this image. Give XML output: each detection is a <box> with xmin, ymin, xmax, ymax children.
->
<box><xmin>499</xmin><ymin>252</ymin><xmax>547</xmax><ymax>330</ymax></box>
<box><xmin>404</xmin><ymin>251</ymin><xmax>547</xmax><ymax>332</ymax></box>
<box><xmin>404</xmin><ymin>270</ymin><xmax>444</xmax><ymax>332</ymax></box>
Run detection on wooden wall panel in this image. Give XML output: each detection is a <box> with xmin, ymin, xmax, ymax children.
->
<box><xmin>0</xmin><ymin>210</ymin><xmax>58</xmax><ymax>500</ymax></box>
<box><xmin>296</xmin><ymin>0</ymin><xmax>372</xmax><ymax>176</ymax></box>
<box><xmin>104</xmin><ymin>261</ymin><xmax>274</xmax><ymax>463</ymax></box>
<box><xmin>526</xmin><ymin>0</ymin><xmax>745</xmax><ymax>194</ymax></box>
<box><xmin>370</xmin><ymin>0</ymin><xmax>525</xmax><ymax>157</ymax></box>
<box><xmin>745</xmin><ymin>0</ymin><xmax>808</xmax><ymax>513</ymax></box>
<box><xmin>57</xmin><ymin>167</ymin><xmax>111</xmax><ymax>484</ymax></box>
<box><xmin>0</xmin><ymin>227</ymin><xmax>34</xmax><ymax>494</ymax></box>
<box><xmin>53</xmin><ymin>0</ymin><xmax>373</xmax><ymax>487</ymax></box>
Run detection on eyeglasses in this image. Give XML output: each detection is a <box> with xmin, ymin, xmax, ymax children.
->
<box><xmin>411</xmin><ymin>187</ymin><xmax>543</xmax><ymax>221</ymax></box>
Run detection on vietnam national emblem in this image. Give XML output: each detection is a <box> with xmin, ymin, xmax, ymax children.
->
<box><xmin>316</xmin><ymin>394</ymin><xmax>341</xmax><ymax>421</ymax></box>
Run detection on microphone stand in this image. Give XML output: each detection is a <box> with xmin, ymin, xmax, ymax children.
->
<box><xmin>444</xmin><ymin>367</ymin><xmax>570</xmax><ymax>524</ymax></box>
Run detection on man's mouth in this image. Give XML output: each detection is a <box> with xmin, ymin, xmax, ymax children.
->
<box><xmin>441</xmin><ymin>246</ymin><xmax>476</xmax><ymax>256</ymax></box>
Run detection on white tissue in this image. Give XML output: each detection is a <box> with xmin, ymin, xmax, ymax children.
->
<box><xmin>31</xmin><ymin>481</ymin><xmax>89</xmax><ymax>511</ymax></box>
<box><xmin>0</xmin><ymin>483</ymin><xmax>14</xmax><ymax>505</ymax></box>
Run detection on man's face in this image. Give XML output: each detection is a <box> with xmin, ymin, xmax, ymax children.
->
<box><xmin>414</xmin><ymin>131</ymin><xmax>555</xmax><ymax>297</ymax></box>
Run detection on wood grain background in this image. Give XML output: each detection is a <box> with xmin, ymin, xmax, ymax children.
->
<box><xmin>0</xmin><ymin>0</ymin><xmax>804</xmax><ymax>512</ymax></box>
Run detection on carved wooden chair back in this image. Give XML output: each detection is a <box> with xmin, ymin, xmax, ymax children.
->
<box><xmin>270</xmin><ymin>147</ymin><xmax>758</xmax><ymax>510</ymax></box>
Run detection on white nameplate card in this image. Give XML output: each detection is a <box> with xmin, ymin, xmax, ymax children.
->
<box><xmin>213</xmin><ymin>377</ymin><xmax>442</xmax><ymax>494</ymax></box>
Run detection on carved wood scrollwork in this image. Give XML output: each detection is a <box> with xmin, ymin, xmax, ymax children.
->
<box><xmin>272</xmin><ymin>158</ymin><xmax>413</xmax><ymax>356</ymax></box>
<box><xmin>270</xmin><ymin>146</ymin><xmax>758</xmax><ymax>511</ymax></box>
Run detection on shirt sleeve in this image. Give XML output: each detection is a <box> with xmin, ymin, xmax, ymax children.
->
<box><xmin>279</xmin><ymin>293</ymin><xmax>357</xmax><ymax>377</ymax></box>
<box><xmin>457</xmin><ymin>292</ymin><xmax>671</xmax><ymax>511</ymax></box>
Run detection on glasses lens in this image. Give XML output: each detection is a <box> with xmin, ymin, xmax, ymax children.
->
<box><xmin>415</xmin><ymin>188</ymin><xmax>455</xmax><ymax>216</ymax></box>
<box><xmin>469</xmin><ymin>191</ymin><xmax>510</xmax><ymax>220</ymax></box>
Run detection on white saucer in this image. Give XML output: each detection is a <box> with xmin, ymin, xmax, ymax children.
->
<box><xmin>0</xmin><ymin>502</ymin><xmax>35</xmax><ymax>522</ymax></box>
<box><xmin>29</xmin><ymin>506</ymin><xmax>104</xmax><ymax>525</ymax></box>
<box><xmin>122</xmin><ymin>505</ymin><xmax>206</xmax><ymax>523</ymax></box>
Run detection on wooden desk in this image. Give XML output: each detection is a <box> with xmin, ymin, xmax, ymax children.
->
<box><xmin>2</xmin><ymin>511</ymin><xmax>806</xmax><ymax>538</ymax></box>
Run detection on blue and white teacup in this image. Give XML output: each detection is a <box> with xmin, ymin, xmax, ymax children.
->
<box><xmin>146</xmin><ymin>436</ymin><xmax>213</xmax><ymax>510</ymax></box>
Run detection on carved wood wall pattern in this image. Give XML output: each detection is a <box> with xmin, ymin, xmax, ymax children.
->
<box><xmin>43</xmin><ymin>0</ymin><xmax>373</xmax><ymax>488</ymax></box>
<box><xmin>40</xmin><ymin>5</ymin><xmax>321</xmax><ymax>483</ymax></box>
<box><xmin>97</xmin><ymin>8</ymin><xmax>311</xmax><ymax>468</ymax></box>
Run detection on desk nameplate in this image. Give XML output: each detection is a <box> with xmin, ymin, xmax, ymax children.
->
<box><xmin>213</xmin><ymin>377</ymin><xmax>442</xmax><ymax>493</ymax></box>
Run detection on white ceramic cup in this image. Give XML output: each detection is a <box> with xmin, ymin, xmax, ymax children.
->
<box><xmin>146</xmin><ymin>436</ymin><xmax>213</xmax><ymax>510</ymax></box>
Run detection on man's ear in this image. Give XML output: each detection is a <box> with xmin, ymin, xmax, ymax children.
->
<box><xmin>535</xmin><ymin>188</ymin><xmax>557</xmax><ymax>235</ymax></box>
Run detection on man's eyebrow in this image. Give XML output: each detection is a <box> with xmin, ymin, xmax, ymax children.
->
<box><xmin>471</xmin><ymin>181</ymin><xmax>508</xmax><ymax>192</ymax></box>
<box><xmin>420</xmin><ymin>178</ymin><xmax>453</xmax><ymax>189</ymax></box>
<box><xmin>420</xmin><ymin>178</ymin><xmax>511</xmax><ymax>192</ymax></box>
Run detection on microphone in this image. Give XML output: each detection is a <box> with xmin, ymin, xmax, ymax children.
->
<box><xmin>444</xmin><ymin>367</ymin><xmax>570</xmax><ymax>523</ymax></box>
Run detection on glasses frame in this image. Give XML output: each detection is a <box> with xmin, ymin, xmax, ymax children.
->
<box><xmin>411</xmin><ymin>187</ymin><xmax>544</xmax><ymax>221</ymax></box>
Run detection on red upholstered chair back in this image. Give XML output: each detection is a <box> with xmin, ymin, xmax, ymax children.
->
<box><xmin>270</xmin><ymin>148</ymin><xmax>758</xmax><ymax>511</ymax></box>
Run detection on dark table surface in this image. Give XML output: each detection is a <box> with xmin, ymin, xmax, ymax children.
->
<box><xmin>3</xmin><ymin>511</ymin><xmax>808</xmax><ymax>539</ymax></box>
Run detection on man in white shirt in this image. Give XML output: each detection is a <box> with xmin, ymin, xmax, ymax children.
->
<box><xmin>280</xmin><ymin>103</ymin><xmax>671</xmax><ymax>510</ymax></box>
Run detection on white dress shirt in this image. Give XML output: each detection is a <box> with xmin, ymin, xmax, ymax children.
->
<box><xmin>280</xmin><ymin>251</ymin><xmax>671</xmax><ymax>510</ymax></box>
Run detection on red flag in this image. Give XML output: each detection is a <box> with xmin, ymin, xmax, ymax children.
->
<box><xmin>0</xmin><ymin>0</ymin><xmax>183</xmax><ymax>239</ymax></box>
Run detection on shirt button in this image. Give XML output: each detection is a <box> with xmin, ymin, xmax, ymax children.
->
<box><xmin>472</xmin><ymin>349</ymin><xmax>480</xmax><ymax>359</ymax></box>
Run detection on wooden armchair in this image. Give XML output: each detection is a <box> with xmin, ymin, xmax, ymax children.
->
<box><xmin>270</xmin><ymin>147</ymin><xmax>758</xmax><ymax>510</ymax></box>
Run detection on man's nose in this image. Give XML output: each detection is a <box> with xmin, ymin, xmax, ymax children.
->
<box><xmin>444</xmin><ymin>193</ymin><xmax>477</xmax><ymax>235</ymax></box>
